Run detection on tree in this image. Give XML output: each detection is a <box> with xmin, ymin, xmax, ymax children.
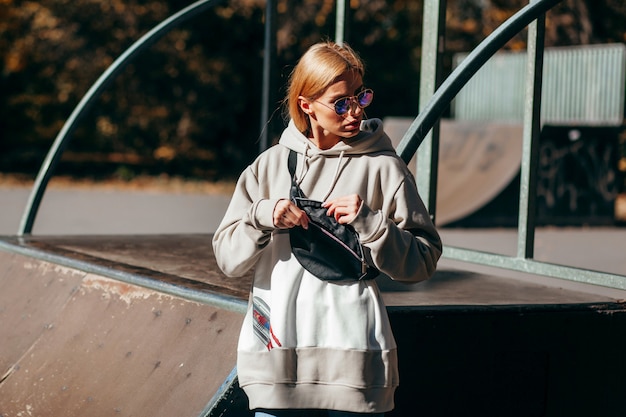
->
<box><xmin>1</xmin><ymin>0</ymin><xmax>624</xmax><ymax>180</ymax></box>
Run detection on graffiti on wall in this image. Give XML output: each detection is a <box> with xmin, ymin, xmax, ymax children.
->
<box><xmin>536</xmin><ymin>126</ymin><xmax>619</xmax><ymax>223</ymax></box>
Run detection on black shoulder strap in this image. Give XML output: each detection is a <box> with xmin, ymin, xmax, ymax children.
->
<box><xmin>288</xmin><ymin>149</ymin><xmax>297</xmax><ymax>178</ymax></box>
<box><xmin>288</xmin><ymin>150</ymin><xmax>304</xmax><ymax>199</ymax></box>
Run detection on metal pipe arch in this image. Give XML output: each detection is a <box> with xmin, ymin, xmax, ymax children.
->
<box><xmin>396</xmin><ymin>0</ymin><xmax>563</xmax><ymax>164</ymax></box>
<box><xmin>18</xmin><ymin>0</ymin><xmax>227</xmax><ymax>235</ymax></box>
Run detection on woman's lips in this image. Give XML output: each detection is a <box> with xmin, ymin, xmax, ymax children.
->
<box><xmin>345</xmin><ymin>120</ymin><xmax>361</xmax><ymax>130</ymax></box>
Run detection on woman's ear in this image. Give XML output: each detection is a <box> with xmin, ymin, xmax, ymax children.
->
<box><xmin>298</xmin><ymin>96</ymin><xmax>312</xmax><ymax>115</ymax></box>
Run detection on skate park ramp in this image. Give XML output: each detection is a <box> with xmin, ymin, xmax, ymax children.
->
<box><xmin>0</xmin><ymin>243</ymin><xmax>247</xmax><ymax>417</ymax></box>
<box><xmin>1</xmin><ymin>233</ymin><xmax>625</xmax><ymax>416</ymax></box>
<box><xmin>384</xmin><ymin>118</ymin><xmax>523</xmax><ymax>225</ymax></box>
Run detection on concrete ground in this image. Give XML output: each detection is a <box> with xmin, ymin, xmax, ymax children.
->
<box><xmin>0</xmin><ymin>182</ymin><xmax>233</xmax><ymax>235</ymax></box>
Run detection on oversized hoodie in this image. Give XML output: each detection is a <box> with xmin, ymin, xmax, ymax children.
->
<box><xmin>212</xmin><ymin>118</ymin><xmax>442</xmax><ymax>413</ymax></box>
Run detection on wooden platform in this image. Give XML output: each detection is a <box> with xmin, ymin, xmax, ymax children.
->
<box><xmin>1</xmin><ymin>233</ymin><xmax>621</xmax><ymax>307</ymax></box>
<box><xmin>1</xmin><ymin>234</ymin><xmax>625</xmax><ymax>416</ymax></box>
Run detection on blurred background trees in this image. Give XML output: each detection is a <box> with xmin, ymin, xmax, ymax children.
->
<box><xmin>1</xmin><ymin>0</ymin><xmax>625</xmax><ymax>182</ymax></box>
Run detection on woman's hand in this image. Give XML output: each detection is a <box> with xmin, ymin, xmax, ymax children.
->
<box><xmin>273</xmin><ymin>199</ymin><xmax>309</xmax><ymax>229</ymax></box>
<box><xmin>323</xmin><ymin>194</ymin><xmax>363</xmax><ymax>224</ymax></box>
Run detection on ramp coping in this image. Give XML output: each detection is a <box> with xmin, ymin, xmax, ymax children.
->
<box><xmin>0</xmin><ymin>237</ymin><xmax>248</xmax><ymax>314</ymax></box>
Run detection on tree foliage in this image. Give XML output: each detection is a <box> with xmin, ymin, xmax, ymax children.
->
<box><xmin>1</xmin><ymin>0</ymin><xmax>624</xmax><ymax>180</ymax></box>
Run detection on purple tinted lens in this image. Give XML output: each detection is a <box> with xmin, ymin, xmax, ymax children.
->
<box><xmin>358</xmin><ymin>90</ymin><xmax>373</xmax><ymax>107</ymax></box>
<box><xmin>334</xmin><ymin>98</ymin><xmax>350</xmax><ymax>115</ymax></box>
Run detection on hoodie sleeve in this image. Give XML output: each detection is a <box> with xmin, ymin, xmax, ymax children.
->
<box><xmin>212</xmin><ymin>165</ymin><xmax>279</xmax><ymax>277</ymax></box>
<box><xmin>350</xmin><ymin>172</ymin><xmax>442</xmax><ymax>283</ymax></box>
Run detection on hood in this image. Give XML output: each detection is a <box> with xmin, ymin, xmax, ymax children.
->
<box><xmin>278</xmin><ymin>118</ymin><xmax>396</xmax><ymax>201</ymax></box>
<box><xmin>278</xmin><ymin>118</ymin><xmax>395</xmax><ymax>157</ymax></box>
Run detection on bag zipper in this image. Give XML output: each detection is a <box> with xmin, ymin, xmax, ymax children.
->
<box><xmin>307</xmin><ymin>221</ymin><xmax>368</xmax><ymax>275</ymax></box>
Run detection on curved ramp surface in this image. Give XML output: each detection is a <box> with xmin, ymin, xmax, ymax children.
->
<box><xmin>0</xmin><ymin>250</ymin><xmax>244</xmax><ymax>417</ymax></box>
<box><xmin>2</xmin><ymin>234</ymin><xmax>625</xmax><ymax>416</ymax></box>
<box><xmin>384</xmin><ymin>118</ymin><xmax>523</xmax><ymax>225</ymax></box>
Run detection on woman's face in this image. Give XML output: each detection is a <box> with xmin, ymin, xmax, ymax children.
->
<box><xmin>299</xmin><ymin>71</ymin><xmax>366</xmax><ymax>150</ymax></box>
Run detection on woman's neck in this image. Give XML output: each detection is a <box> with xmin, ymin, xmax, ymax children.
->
<box><xmin>308</xmin><ymin>128</ymin><xmax>340</xmax><ymax>150</ymax></box>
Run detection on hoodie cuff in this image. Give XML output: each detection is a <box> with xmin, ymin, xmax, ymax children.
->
<box><xmin>350</xmin><ymin>203</ymin><xmax>385</xmax><ymax>243</ymax></box>
<box><xmin>252</xmin><ymin>198</ymin><xmax>280</xmax><ymax>230</ymax></box>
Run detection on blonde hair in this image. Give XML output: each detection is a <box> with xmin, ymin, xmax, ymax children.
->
<box><xmin>285</xmin><ymin>41</ymin><xmax>365</xmax><ymax>133</ymax></box>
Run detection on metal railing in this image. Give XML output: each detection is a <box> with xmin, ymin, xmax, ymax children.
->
<box><xmin>399</xmin><ymin>0</ymin><xmax>626</xmax><ymax>291</ymax></box>
<box><xmin>17</xmin><ymin>0</ymin><xmax>626</xmax><ymax>291</ymax></box>
<box><xmin>18</xmin><ymin>0</ymin><xmax>227</xmax><ymax>235</ymax></box>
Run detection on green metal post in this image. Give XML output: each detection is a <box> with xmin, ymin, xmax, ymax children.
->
<box><xmin>335</xmin><ymin>0</ymin><xmax>348</xmax><ymax>46</ymax></box>
<box><xmin>517</xmin><ymin>2</ymin><xmax>545</xmax><ymax>259</ymax></box>
<box><xmin>417</xmin><ymin>0</ymin><xmax>446</xmax><ymax>221</ymax></box>
<box><xmin>259</xmin><ymin>0</ymin><xmax>277</xmax><ymax>152</ymax></box>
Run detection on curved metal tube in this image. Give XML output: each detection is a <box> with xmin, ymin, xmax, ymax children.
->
<box><xmin>396</xmin><ymin>0</ymin><xmax>562</xmax><ymax>164</ymax></box>
<box><xmin>19</xmin><ymin>0</ymin><xmax>225</xmax><ymax>235</ymax></box>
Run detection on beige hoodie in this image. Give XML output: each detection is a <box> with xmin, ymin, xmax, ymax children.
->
<box><xmin>212</xmin><ymin>118</ymin><xmax>441</xmax><ymax>413</ymax></box>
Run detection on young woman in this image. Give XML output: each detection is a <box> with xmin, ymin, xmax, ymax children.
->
<box><xmin>212</xmin><ymin>41</ymin><xmax>442</xmax><ymax>416</ymax></box>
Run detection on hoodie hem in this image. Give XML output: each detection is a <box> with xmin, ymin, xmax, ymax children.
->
<box><xmin>242</xmin><ymin>382</ymin><xmax>396</xmax><ymax>413</ymax></box>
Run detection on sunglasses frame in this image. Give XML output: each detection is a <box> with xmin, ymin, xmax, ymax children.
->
<box><xmin>315</xmin><ymin>89</ymin><xmax>374</xmax><ymax>116</ymax></box>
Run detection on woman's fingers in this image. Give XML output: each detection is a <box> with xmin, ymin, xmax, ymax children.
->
<box><xmin>274</xmin><ymin>199</ymin><xmax>309</xmax><ymax>229</ymax></box>
<box><xmin>275</xmin><ymin>194</ymin><xmax>362</xmax><ymax>228</ymax></box>
<box><xmin>323</xmin><ymin>194</ymin><xmax>362</xmax><ymax>224</ymax></box>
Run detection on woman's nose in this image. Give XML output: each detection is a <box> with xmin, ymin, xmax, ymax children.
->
<box><xmin>346</xmin><ymin>98</ymin><xmax>363</xmax><ymax>115</ymax></box>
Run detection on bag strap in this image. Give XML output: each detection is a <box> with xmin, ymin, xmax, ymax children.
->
<box><xmin>288</xmin><ymin>150</ymin><xmax>304</xmax><ymax>199</ymax></box>
<box><xmin>288</xmin><ymin>149</ymin><xmax>297</xmax><ymax>178</ymax></box>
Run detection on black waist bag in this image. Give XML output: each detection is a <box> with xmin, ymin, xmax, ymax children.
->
<box><xmin>287</xmin><ymin>150</ymin><xmax>379</xmax><ymax>281</ymax></box>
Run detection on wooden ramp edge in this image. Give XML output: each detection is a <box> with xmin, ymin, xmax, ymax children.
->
<box><xmin>0</xmin><ymin>249</ymin><xmax>248</xmax><ymax>417</ymax></box>
<box><xmin>2</xmin><ymin>234</ymin><xmax>626</xmax><ymax>416</ymax></box>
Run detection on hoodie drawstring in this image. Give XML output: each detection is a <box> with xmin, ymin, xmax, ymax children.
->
<box><xmin>321</xmin><ymin>150</ymin><xmax>345</xmax><ymax>202</ymax></box>
<box><xmin>293</xmin><ymin>149</ymin><xmax>348</xmax><ymax>203</ymax></box>
<box><xmin>295</xmin><ymin>145</ymin><xmax>310</xmax><ymax>188</ymax></box>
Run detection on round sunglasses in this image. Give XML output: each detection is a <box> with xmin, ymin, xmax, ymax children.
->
<box><xmin>317</xmin><ymin>89</ymin><xmax>374</xmax><ymax>116</ymax></box>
